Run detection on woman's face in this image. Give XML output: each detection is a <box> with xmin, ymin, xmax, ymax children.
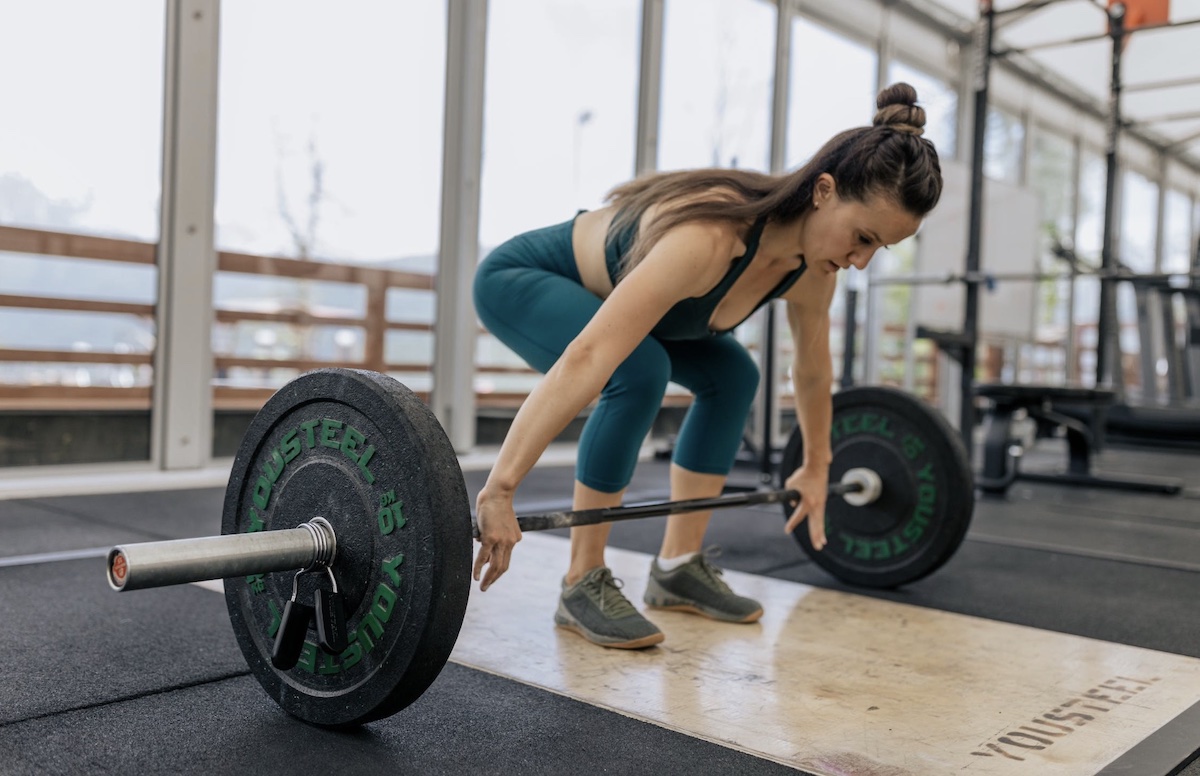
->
<box><xmin>802</xmin><ymin>175</ymin><xmax>922</xmax><ymax>276</ymax></box>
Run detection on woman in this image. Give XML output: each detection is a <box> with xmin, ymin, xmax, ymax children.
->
<box><xmin>471</xmin><ymin>83</ymin><xmax>942</xmax><ymax>649</ymax></box>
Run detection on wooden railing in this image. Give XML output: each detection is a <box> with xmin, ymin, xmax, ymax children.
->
<box><xmin>0</xmin><ymin>224</ymin><xmax>545</xmax><ymax>411</ymax></box>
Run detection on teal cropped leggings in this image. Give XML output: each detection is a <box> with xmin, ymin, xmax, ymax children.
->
<box><xmin>473</xmin><ymin>216</ymin><xmax>759</xmax><ymax>493</ymax></box>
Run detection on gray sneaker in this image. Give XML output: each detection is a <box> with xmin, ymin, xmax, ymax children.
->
<box><xmin>555</xmin><ymin>567</ymin><xmax>665</xmax><ymax>649</ymax></box>
<box><xmin>644</xmin><ymin>552</ymin><xmax>763</xmax><ymax>623</ymax></box>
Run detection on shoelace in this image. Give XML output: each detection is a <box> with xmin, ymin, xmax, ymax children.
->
<box><xmin>586</xmin><ymin>569</ymin><xmax>638</xmax><ymax>618</ymax></box>
<box><xmin>694</xmin><ymin>548</ymin><xmax>735</xmax><ymax>594</ymax></box>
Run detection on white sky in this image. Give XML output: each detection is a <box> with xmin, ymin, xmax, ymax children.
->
<box><xmin>0</xmin><ymin>2</ymin><xmax>165</xmax><ymax>239</ymax></box>
<box><xmin>0</xmin><ymin>0</ymin><xmax>1193</xmax><ymax>272</ymax></box>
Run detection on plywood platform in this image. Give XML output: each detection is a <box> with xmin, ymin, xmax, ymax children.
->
<box><xmin>450</xmin><ymin>534</ymin><xmax>1200</xmax><ymax>775</ymax></box>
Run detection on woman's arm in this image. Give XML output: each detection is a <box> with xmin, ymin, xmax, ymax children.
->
<box><xmin>473</xmin><ymin>221</ymin><xmax>737</xmax><ymax>590</ymax></box>
<box><xmin>780</xmin><ymin>272</ymin><xmax>838</xmax><ymax>549</ymax></box>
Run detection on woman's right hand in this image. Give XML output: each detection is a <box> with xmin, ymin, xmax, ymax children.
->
<box><xmin>473</xmin><ymin>486</ymin><xmax>523</xmax><ymax>592</ymax></box>
<box><xmin>783</xmin><ymin>463</ymin><xmax>829</xmax><ymax>551</ymax></box>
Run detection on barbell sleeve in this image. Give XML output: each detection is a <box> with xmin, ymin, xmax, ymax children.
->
<box><xmin>107</xmin><ymin>517</ymin><xmax>336</xmax><ymax>592</ymax></box>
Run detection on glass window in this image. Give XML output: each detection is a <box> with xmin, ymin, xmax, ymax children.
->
<box><xmin>888</xmin><ymin>60</ymin><xmax>958</xmax><ymax>160</ymax></box>
<box><xmin>786</xmin><ymin>18</ymin><xmax>877</xmax><ymax>169</ymax></box>
<box><xmin>0</xmin><ymin>6</ymin><xmax>164</xmax><ymax>241</ymax></box>
<box><xmin>1029</xmin><ymin>129</ymin><xmax>1076</xmax><ymax>263</ymax></box>
<box><xmin>214</xmin><ymin>1</ymin><xmax>447</xmax><ymax>454</ymax></box>
<box><xmin>1119</xmin><ymin>169</ymin><xmax>1158</xmax><ymax>274</ymax></box>
<box><xmin>216</xmin><ymin>2</ymin><xmax>446</xmax><ymax>264</ymax></box>
<box><xmin>784</xmin><ymin>20</ymin><xmax>885</xmax><ymax>393</ymax></box>
<box><xmin>983</xmin><ymin>108</ymin><xmax>1025</xmax><ymax>183</ymax></box>
<box><xmin>480</xmin><ymin>0</ymin><xmax>638</xmax><ymax>245</ymax></box>
<box><xmin>0</xmin><ymin>3</ymin><xmax>165</xmax><ymax>467</ymax></box>
<box><xmin>1026</xmin><ymin>128</ymin><xmax>1077</xmax><ymax>383</ymax></box>
<box><xmin>1076</xmin><ymin>152</ymin><xmax>1107</xmax><ymax>265</ymax></box>
<box><xmin>1073</xmin><ymin>151</ymin><xmax>1107</xmax><ymax>386</ymax></box>
<box><xmin>476</xmin><ymin>0</ymin><xmax>640</xmax><ymax>402</ymax></box>
<box><xmin>1116</xmin><ymin>169</ymin><xmax>1158</xmax><ymax>395</ymax></box>
<box><xmin>1162</xmin><ymin>189</ymin><xmax>1194</xmax><ymax>395</ymax></box>
<box><xmin>1162</xmin><ymin>189</ymin><xmax>1192</xmax><ymax>275</ymax></box>
<box><xmin>658</xmin><ymin>0</ymin><xmax>776</xmax><ymax>172</ymax></box>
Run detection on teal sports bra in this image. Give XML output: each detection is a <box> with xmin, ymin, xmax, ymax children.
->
<box><xmin>604</xmin><ymin>212</ymin><xmax>807</xmax><ymax>340</ymax></box>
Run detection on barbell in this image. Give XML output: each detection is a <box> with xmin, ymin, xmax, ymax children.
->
<box><xmin>104</xmin><ymin>368</ymin><xmax>974</xmax><ymax>727</ymax></box>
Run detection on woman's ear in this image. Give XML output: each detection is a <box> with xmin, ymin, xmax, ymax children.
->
<box><xmin>814</xmin><ymin>173</ymin><xmax>837</xmax><ymax>206</ymax></box>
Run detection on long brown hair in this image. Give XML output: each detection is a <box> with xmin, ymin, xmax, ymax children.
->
<box><xmin>606</xmin><ymin>82</ymin><xmax>943</xmax><ymax>281</ymax></box>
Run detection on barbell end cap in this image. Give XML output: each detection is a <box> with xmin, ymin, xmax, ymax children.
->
<box><xmin>107</xmin><ymin>547</ymin><xmax>129</xmax><ymax>592</ymax></box>
<box><xmin>841</xmin><ymin>468</ymin><xmax>883</xmax><ymax>507</ymax></box>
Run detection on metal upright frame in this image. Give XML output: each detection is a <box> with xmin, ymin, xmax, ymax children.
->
<box><xmin>957</xmin><ymin>0</ymin><xmax>1200</xmax><ymax>440</ymax></box>
<box><xmin>1094</xmin><ymin>3</ymin><xmax>1126</xmax><ymax>391</ymax></box>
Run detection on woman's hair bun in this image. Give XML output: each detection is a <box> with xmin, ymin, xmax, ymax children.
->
<box><xmin>873</xmin><ymin>82</ymin><xmax>926</xmax><ymax>136</ymax></box>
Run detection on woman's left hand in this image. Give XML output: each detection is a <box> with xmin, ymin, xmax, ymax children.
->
<box><xmin>783</xmin><ymin>464</ymin><xmax>829</xmax><ymax>551</ymax></box>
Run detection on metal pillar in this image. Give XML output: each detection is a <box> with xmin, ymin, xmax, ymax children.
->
<box><xmin>959</xmin><ymin>1</ymin><xmax>995</xmax><ymax>449</ymax></box>
<box><xmin>634</xmin><ymin>0</ymin><xmax>664</xmax><ymax>176</ymax></box>
<box><xmin>153</xmin><ymin>0</ymin><xmax>221</xmax><ymax>469</ymax></box>
<box><xmin>432</xmin><ymin>0</ymin><xmax>488</xmax><ymax>453</ymax></box>
<box><xmin>1095</xmin><ymin>2</ymin><xmax>1126</xmax><ymax>391</ymax></box>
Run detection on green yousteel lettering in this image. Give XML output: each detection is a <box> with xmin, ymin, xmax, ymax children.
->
<box><xmin>317</xmin><ymin>651</ymin><xmax>339</xmax><ymax>676</ymax></box>
<box><xmin>356</xmin><ymin>445</ymin><xmax>376</xmax><ymax>484</ymax></box>
<box><xmin>267</xmin><ymin>600</ymin><xmax>282</xmax><ymax>638</ymax></box>
<box><xmin>903</xmin><ymin>519</ymin><xmax>927</xmax><ymax>542</ymax></box>
<box><xmin>372</xmin><ymin>583</ymin><xmax>396</xmax><ymax>623</ymax></box>
<box><xmin>296</xmin><ymin>642</ymin><xmax>318</xmax><ymax>674</ymax></box>
<box><xmin>340</xmin><ymin>425</ymin><xmax>366</xmax><ymax>459</ymax></box>
<box><xmin>378</xmin><ymin>502</ymin><xmax>405</xmax><ymax>535</ymax></box>
<box><xmin>340</xmin><ymin>641</ymin><xmax>362</xmax><ymax>670</ymax></box>
<box><xmin>903</xmin><ymin>434</ymin><xmax>927</xmax><ymax>460</ymax></box>
<box><xmin>300</xmin><ymin>419</ymin><xmax>321</xmax><ymax>448</ymax></box>
<box><xmin>262</xmin><ymin>448</ymin><xmax>284</xmax><ymax>484</ymax></box>
<box><xmin>382</xmin><ymin>555</ymin><xmax>405</xmax><ymax>586</ymax></box>
<box><xmin>253</xmin><ymin>476</ymin><xmax>272</xmax><ymax>511</ymax></box>
<box><xmin>279</xmin><ymin>429</ymin><xmax>301</xmax><ymax>463</ymax></box>
<box><xmin>901</xmin><ymin>474</ymin><xmax>937</xmax><ymax>542</ymax></box>
<box><xmin>859</xmin><ymin>413</ymin><xmax>896</xmax><ymax>438</ymax></box>
<box><xmin>320</xmin><ymin>418</ymin><xmax>343</xmax><ymax>449</ymax></box>
<box><xmin>831</xmin><ymin>416</ymin><xmax>850</xmax><ymax>442</ymax></box>
<box><xmin>378</xmin><ymin>506</ymin><xmax>396</xmax><ymax>535</ymax></box>
<box><xmin>356</xmin><ymin>611</ymin><xmax>384</xmax><ymax>654</ymax></box>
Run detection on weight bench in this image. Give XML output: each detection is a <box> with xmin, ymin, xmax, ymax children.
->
<box><xmin>974</xmin><ymin>383</ymin><xmax>1183</xmax><ymax>496</ymax></box>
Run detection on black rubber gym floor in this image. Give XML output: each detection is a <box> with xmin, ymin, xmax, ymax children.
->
<box><xmin>2</xmin><ymin>439</ymin><xmax>1199</xmax><ymax>775</ymax></box>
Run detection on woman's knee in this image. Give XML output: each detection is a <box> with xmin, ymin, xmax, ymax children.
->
<box><xmin>605</xmin><ymin>343</ymin><xmax>671</xmax><ymax>403</ymax></box>
<box><xmin>698</xmin><ymin>346</ymin><xmax>759</xmax><ymax>412</ymax></box>
<box><xmin>725</xmin><ymin>353</ymin><xmax>760</xmax><ymax>409</ymax></box>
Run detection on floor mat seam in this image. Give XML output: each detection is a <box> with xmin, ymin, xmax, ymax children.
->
<box><xmin>17</xmin><ymin>498</ymin><xmax>185</xmax><ymax>542</ymax></box>
<box><xmin>0</xmin><ymin>669</ymin><xmax>252</xmax><ymax>729</ymax></box>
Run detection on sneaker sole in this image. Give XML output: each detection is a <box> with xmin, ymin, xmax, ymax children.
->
<box><xmin>644</xmin><ymin>601</ymin><xmax>763</xmax><ymax>624</ymax></box>
<box><xmin>554</xmin><ymin>620</ymin><xmax>665</xmax><ymax>649</ymax></box>
<box><xmin>553</xmin><ymin>603</ymin><xmax>664</xmax><ymax>649</ymax></box>
<box><xmin>644</xmin><ymin>575</ymin><xmax>764</xmax><ymax>623</ymax></box>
